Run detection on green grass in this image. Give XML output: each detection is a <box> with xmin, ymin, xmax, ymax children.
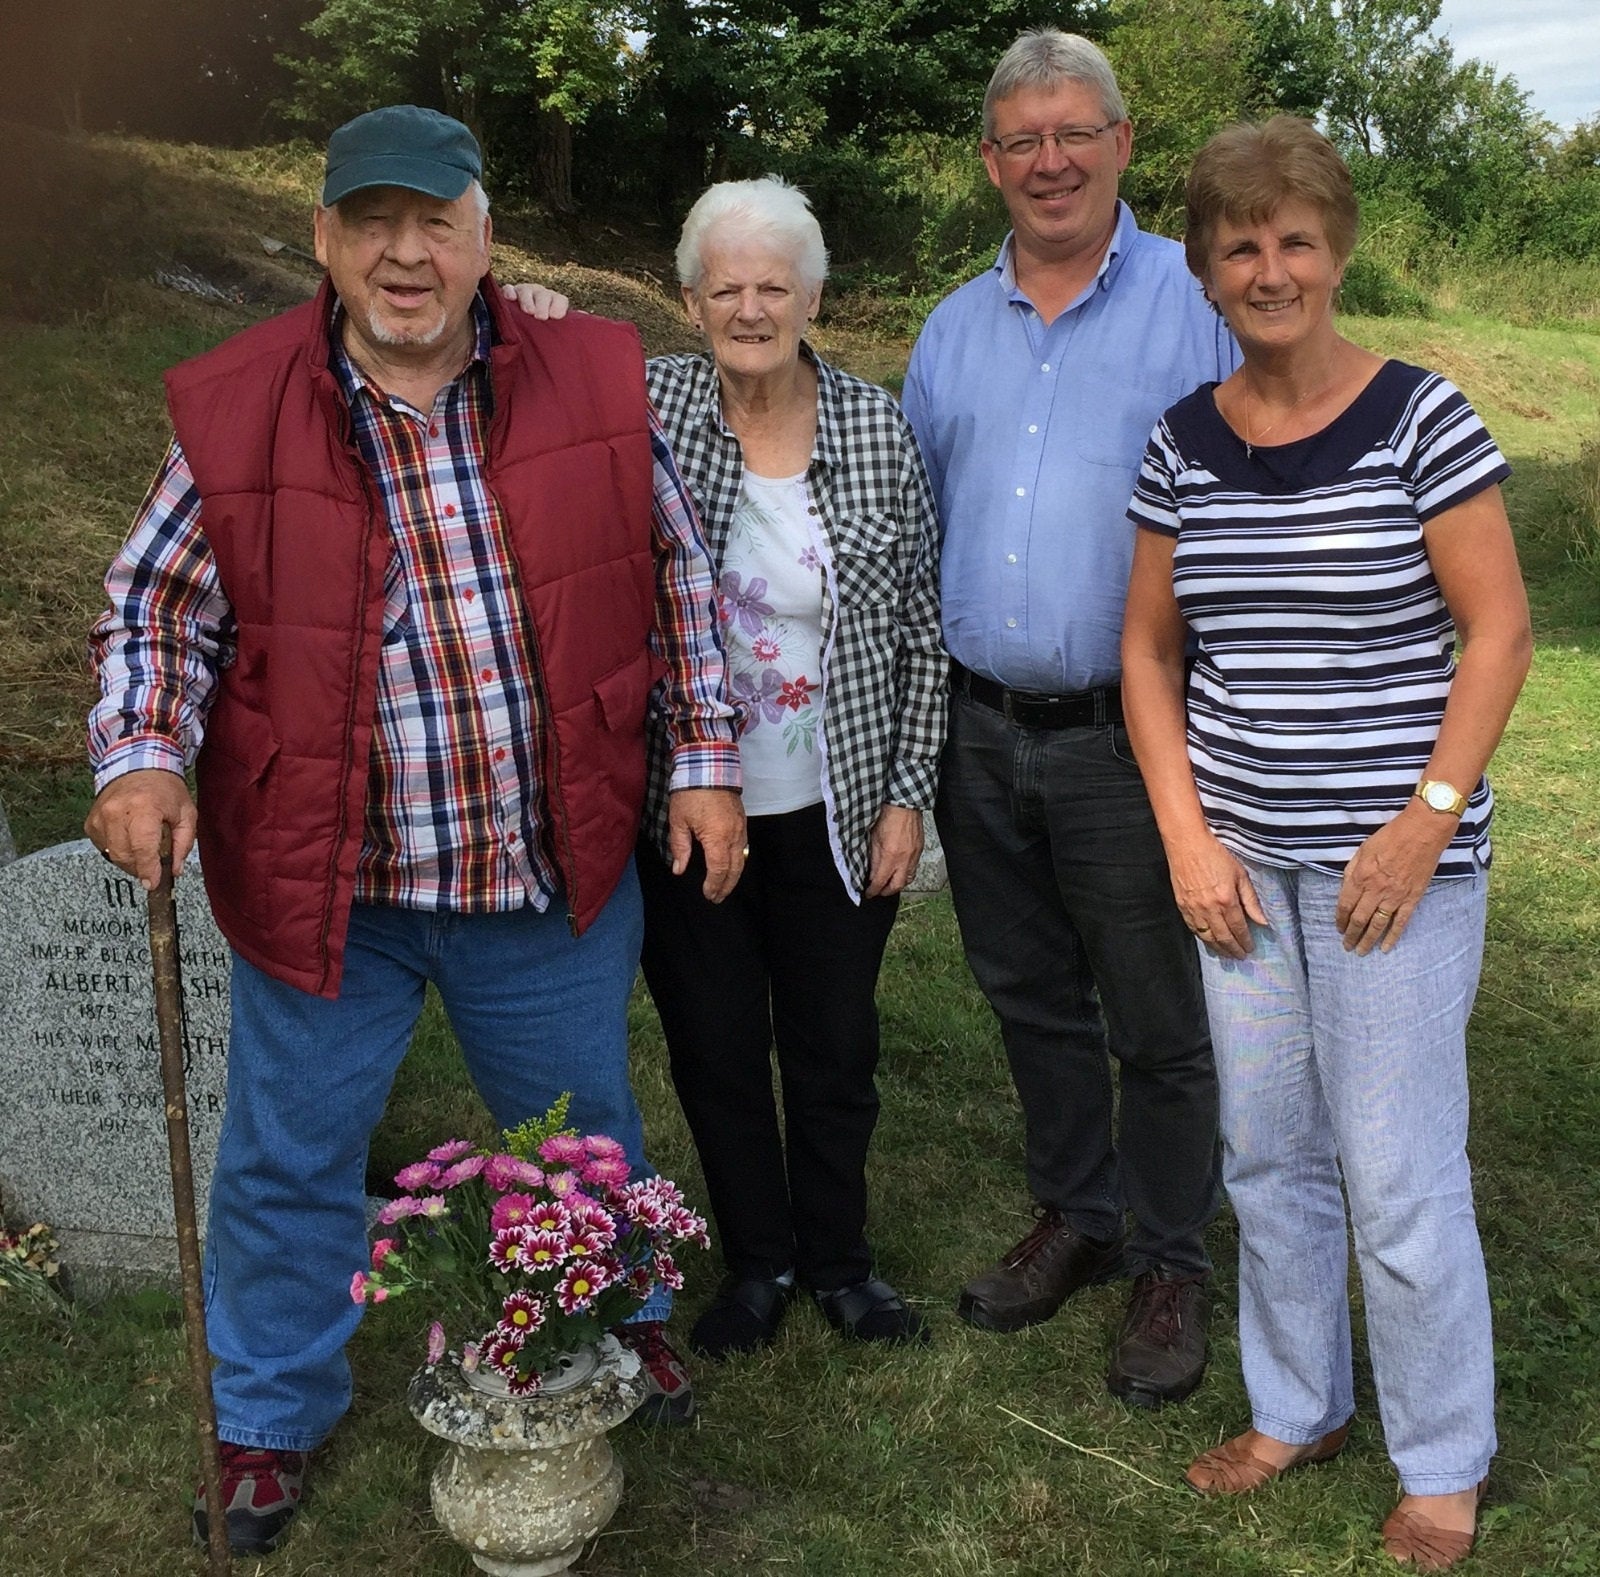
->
<box><xmin>2</xmin><ymin>130</ymin><xmax>1599</xmax><ymax>1575</ymax></box>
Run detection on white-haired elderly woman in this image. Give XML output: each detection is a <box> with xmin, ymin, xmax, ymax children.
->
<box><xmin>513</xmin><ymin>177</ymin><xmax>946</xmax><ymax>1358</ymax></box>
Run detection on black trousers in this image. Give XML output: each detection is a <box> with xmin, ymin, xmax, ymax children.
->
<box><xmin>637</xmin><ymin>801</ymin><xmax>899</xmax><ymax>1291</ymax></box>
<box><xmin>935</xmin><ymin>692</ymin><xmax>1220</xmax><ymax>1275</ymax></box>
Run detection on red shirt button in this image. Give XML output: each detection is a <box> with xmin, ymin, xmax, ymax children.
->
<box><xmin>480</xmin><ymin>668</ymin><xmax>493</xmax><ymax>682</ymax></box>
<box><xmin>444</xmin><ymin>503</ymin><xmax>457</xmax><ymax>517</ymax></box>
<box><xmin>494</xmin><ymin>747</ymin><xmax>507</xmax><ymax>762</ymax></box>
<box><xmin>429</xmin><ymin>423</ymin><xmax>440</xmax><ymax>437</ymax></box>
<box><xmin>463</xmin><ymin>588</ymin><xmax>475</xmax><ymax>602</ymax></box>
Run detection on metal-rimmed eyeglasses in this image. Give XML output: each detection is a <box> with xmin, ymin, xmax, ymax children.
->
<box><xmin>987</xmin><ymin>123</ymin><xmax>1119</xmax><ymax>160</ymax></box>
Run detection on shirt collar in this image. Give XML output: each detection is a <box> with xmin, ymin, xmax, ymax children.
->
<box><xmin>326</xmin><ymin>291</ymin><xmax>494</xmax><ymax>408</ymax></box>
<box><xmin>993</xmin><ymin>200</ymin><xmax>1139</xmax><ymax>305</ymax></box>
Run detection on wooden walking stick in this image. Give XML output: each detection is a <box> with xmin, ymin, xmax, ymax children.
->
<box><xmin>147</xmin><ymin>826</ymin><xmax>232</xmax><ymax>1576</ymax></box>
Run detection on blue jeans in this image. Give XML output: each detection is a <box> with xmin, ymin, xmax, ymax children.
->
<box><xmin>204</xmin><ymin>868</ymin><xmax>666</xmax><ymax>1452</ymax></box>
<box><xmin>1204</xmin><ymin>858</ymin><xmax>1495</xmax><ymax>1494</ymax></box>
<box><xmin>935</xmin><ymin>691</ymin><xmax>1219</xmax><ymax>1274</ymax></box>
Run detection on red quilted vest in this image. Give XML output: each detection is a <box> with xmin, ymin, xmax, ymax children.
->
<box><xmin>165</xmin><ymin>276</ymin><xmax>660</xmax><ymax>997</ymax></box>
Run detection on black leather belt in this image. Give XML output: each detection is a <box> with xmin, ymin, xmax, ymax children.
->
<box><xmin>953</xmin><ymin>663</ymin><xmax>1122</xmax><ymax>728</ymax></box>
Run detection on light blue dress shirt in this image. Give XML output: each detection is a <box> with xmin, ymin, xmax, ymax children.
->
<box><xmin>903</xmin><ymin>201</ymin><xmax>1239</xmax><ymax>694</ymax></box>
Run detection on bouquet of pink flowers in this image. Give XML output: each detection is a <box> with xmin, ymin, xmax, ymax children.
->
<box><xmin>352</xmin><ymin>1097</ymin><xmax>707</xmax><ymax>1394</ymax></box>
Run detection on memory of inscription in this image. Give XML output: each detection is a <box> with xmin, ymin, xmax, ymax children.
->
<box><xmin>0</xmin><ymin>844</ymin><xmax>232</xmax><ymax>1262</ymax></box>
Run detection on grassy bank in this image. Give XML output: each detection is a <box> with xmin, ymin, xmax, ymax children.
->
<box><xmin>2</xmin><ymin>130</ymin><xmax>1598</xmax><ymax>1575</ymax></box>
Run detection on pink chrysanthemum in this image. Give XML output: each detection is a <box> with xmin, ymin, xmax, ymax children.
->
<box><xmin>349</xmin><ymin>1271</ymin><xmax>369</xmax><ymax>1303</ymax></box>
<box><xmin>654</xmin><ymin>1252</ymin><xmax>685</xmax><ymax>1291</ymax></box>
<box><xmin>371</xmin><ymin>1284</ymin><xmax>389</xmax><ymax>1303</ymax></box>
<box><xmin>539</xmin><ymin>1133</ymin><xmax>587</xmax><ymax>1167</ymax></box>
<box><xmin>427</xmin><ymin>1139</ymin><xmax>474</xmax><ymax>1163</ymax></box>
<box><xmin>483</xmin><ymin>1153</ymin><xmax>545</xmax><ymax>1192</ymax></box>
<box><xmin>370</xmin><ymin>1238</ymin><xmax>397</xmax><ymax>1270</ymax></box>
<box><xmin>544</xmin><ymin>1169</ymin><xmax>579</xmax><ymax>1198</ymax></box>
<box><xmin>556</xmin><ymin>1258</ymin><xmax>612</xmax><ymax>1313</ymax></box>
<box><xmin>426</xmin><ymin>1321</ymin><xmax>447</xmax><ymax>1365</ymax></box>
<box><xmin>375</xmin><ymin>1195</ymin><xmax>423</xmax><ymax>1226</ymax></box>
<box><xmin>627</xmin><ymin>1264</ymin><xmax>653</xmax><ymax>1300</ymax></box>
<box><xmin>580</xmin><ymin>1156</ymin><xmax>632</xmax><ymax>1190</ymax></box>
<box><xmin>490</xmin><ymin>1192</ymin><xmax>538</xmax><ymax>1232</ymax></box>
<box><xmin>644</xmin><ymin>1178</ymin><xmax>687</xmax><ymax>1208</ymax></box>
<box><xmin>583</xmin><ymin>1134</ymin><xmax>626</xmax><ymax>1161</ymax></box>
<box><xmin>394</xmin><ymin>1160</ymin><xmax>442</xmax><ymax>1191</ymax></box>
<box><xmin>416</xmin><ymin>1195</ymin><xmax>449</xmax><ymax>1219</ymax></box>
<box><xmin>438</xmin><ymin>1154</ymin><xmax>488</xmax><ymax>1189</ymax></box>
<box><xmin>499</xmin><ymin>1290</ymin><xmax>546</xmax><ymax>1336</ymax></box>
<box><xmin>505</xmin><ymin>1367</ymin><xmax>543</xmax><ymax>1396</ymax></box>
<box><xmin>461</xmin><ymin>1341</ymin><xmax>481</xmax><ymax>1373</ymax></box>
<box><xmin>520</xmin><ymin>1229</ymin><xmax>567</xmax><ymax>1271</ymax></box>
<box><xmin>526</xmin><ymin>1199</ymin><xmax>570</xmax><ymax>1235</ymax></box>
<box><xmin>488</xmin><ymin>1226</ymin><xmax>533</xmax><ymax>1273</ymax></box>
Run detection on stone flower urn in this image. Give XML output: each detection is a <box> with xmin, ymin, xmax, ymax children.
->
<box><xmin>407</xmin><ymin>1334</ymin><xmax>647</xmax><ymax>1575</ymax></box>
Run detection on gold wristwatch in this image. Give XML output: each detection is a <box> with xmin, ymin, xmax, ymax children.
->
<box><xmin>1415</xmin><ymin>778</ymin><xmax>1468</xmax><ymax>816</ymax></box>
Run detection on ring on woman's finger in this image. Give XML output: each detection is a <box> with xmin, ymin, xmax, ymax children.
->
<box><xmin>1373</xmin><ymin>908</ymin><xmax>1393</xmax><ymax>923</ymax></box>
<box><xmin>1193</xmin><ymin>924</ymin><xmax>1211</xmax><ymax>935</ymax></box>
<box><xmin>741</xmin><ymin>845</ymin><xmax>750</xmax><ymax>857</ymax></box>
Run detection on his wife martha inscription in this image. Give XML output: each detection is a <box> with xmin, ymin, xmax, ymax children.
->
<box><xmin>0</xmin><ymin>841</ymin><xmax>231</xmax><ymax>1290</ymax></box>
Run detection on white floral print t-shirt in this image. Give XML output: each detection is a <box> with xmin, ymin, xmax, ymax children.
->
<box><xmin>718</xmin><ymin>468</ymin><xmax>829</xmax><ymax>815</ymax></box>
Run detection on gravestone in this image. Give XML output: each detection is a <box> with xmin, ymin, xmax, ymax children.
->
<box><xmin>0</xmin><ymin>840</ymin><xmax>231</xmax><ymax>1292</ymax></box>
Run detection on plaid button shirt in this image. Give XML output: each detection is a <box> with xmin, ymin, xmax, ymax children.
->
<box><xmin>89</xmin><ymin>296</ymin><xmax>739</xmax><ymax>913</ymax></box>
<box><xmin>645</xmin><ymin>348</ymin><xmax>946</xmax><ymax>899</ymax></box>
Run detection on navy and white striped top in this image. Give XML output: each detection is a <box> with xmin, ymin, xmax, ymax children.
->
<box><xmin>1128</xmin><ymin>360</ymin><xmax>1510</xmax><ymax>878</ymax></box>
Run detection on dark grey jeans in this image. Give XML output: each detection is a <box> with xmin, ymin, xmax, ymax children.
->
<box><xmin>935</xmin><ymin>689</ymin><xmax>1220</xmax><ymax>1275</ymax></box>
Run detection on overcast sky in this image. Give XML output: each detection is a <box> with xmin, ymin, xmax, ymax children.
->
<box><xmin>1434</xmin><ymin>0</ymin><xmax>1598</xmax><ymax>130</ymax></box>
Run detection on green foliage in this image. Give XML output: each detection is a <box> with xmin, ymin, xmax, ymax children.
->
<box><xmin>1106</xmin><ymin>0</ymin><xmax>1255</xmax><ymax>235</ymax></box>
<box><xmin>502</xmin><ymin>1094</ymin><xmax>575</xmax><ymax>1159</ymax></box>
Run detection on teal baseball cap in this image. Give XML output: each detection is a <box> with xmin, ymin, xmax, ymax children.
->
<box><xmin>321</xmin><ymin>105</ymin><xmax>482</xmax><ymax>206</ymax></box>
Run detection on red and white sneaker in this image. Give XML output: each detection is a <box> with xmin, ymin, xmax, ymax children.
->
<box><xmin>613</xmin><ymin>1320</ymin><xmax>696</xmax><ymax>1425</ymax></box>
<box><xmin>192</xmin><ymin>1441</ymin><xmax>307</xmax><ymax>1554</ymax></box>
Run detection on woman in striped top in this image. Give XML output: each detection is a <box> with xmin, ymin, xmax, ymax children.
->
<box><xmin>1121</xmin><ymin>117</ymin><xmax>1531</xmax><ymax>1571</ymax></box>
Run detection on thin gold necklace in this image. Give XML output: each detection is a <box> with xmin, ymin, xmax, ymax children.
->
<box><xmin>1242</xmin><ymin>372</ymin><xmax>1339</xmax><ymax>458</ymax></box>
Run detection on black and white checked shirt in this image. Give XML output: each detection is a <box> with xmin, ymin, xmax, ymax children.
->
<box><xmin>645</xmin><ymin>348</ymin><xmax>948</xmax><ymax>899</ymax></box>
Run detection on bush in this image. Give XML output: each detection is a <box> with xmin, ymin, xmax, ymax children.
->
<box><xmin>1339</xmin><ymin>253</ymin><xmax>1430</xmax><ymax>319</ymax></box>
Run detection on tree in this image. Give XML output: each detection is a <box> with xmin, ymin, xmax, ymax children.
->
<box><xmin>282</xmin><ymin>0</ymin><xmax>631</xmax><ymax>210</ymax></box>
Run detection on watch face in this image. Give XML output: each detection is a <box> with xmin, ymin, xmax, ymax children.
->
<box><xmin>1423</xmin><ymin>782</ymin><xmax>1459</xmax><ymax>811</ymax></box>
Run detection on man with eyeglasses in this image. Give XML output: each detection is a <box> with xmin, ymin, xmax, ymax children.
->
<box><xmin>902</xmin><ymin>28</ymin><xmax>1238</xmax><ymax>1408</ymax></box>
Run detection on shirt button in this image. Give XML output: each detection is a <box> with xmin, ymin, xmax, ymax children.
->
<box><xmin>1015</xmin><ymin>487</ymin><xmax>1026</xmax><ymax>497</ymax></box>
<box><xmin>1040</xmin><ymin>363</ymin><xmax>1051</xmax><ymax>372</ymax></box>
<box><xmin>463</xmin><ymin>587</ymin><xmax>476</xmax><ymax>602</ymax></box>
<box><xmin>494</xmin><ymin>747</ymin><xmax>507</xmax><ymax>762</ymax></box>
<box><xmin>507</xmin><ymin>830</ymin><xmax>519</xmax><ymax>843</ymax></box>
<box><xmin>429</xmin><ymin>423</ymin><xmax>440</xmax><ymax>438</ymax></box>
<box><xmin>808</xmin><ymin>506</ymin><xmax>819</xmax><ymax>516</ymax></box>
<box><xmin>1006</xmin><ymin>617</ymin><xmax>1018</xmax><ymax>628</ymax></box>
<box><xmin>1028</xmin><ymin>425</ymin><xmax>1038</xmax><ymax>434</ymax></box>
<box><xmin>444</xmin><ymin>503</ymin><xmax>457</xmax><ymax>518</ymax></box>
<box><xmin>1006</xmin><ymin>553</ymin><xmax>1017</xmax><ymax>564</ymax></box>
<box><xmin>480</xmin><ymin>667</ymin><xmax>493</xmax><ymax>682</ymax></box>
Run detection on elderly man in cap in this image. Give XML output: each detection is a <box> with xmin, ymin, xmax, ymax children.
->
<box><xmin>85</xmin><ymin>105</ymin><xmax>743</xmax><ymax>1555</ymax></box>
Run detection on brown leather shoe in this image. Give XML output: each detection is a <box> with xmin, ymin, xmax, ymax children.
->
<box><xmin>1381</xmin><ymin>1478</ymin><xmax>1488</xmax><ymax>1571</ymax></box>
<box><xmin>1107</xmin><ymin>1268</ymin><xmax>1208</xmax><ymax>1408</ymax></box>
<box><xmin>956</xmin><ymin>1207</ymin><xmax>1125</xmax><ymax>1333</ymax></box>
<box><xmin>1185</xmin><ymin>1421</ymin><xmax>1351</xmax><ymax>1495</ymax></box>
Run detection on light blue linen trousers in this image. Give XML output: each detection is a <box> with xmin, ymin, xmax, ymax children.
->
<box><xmin>1201</xmin><ymin>858</ymin><xmax>1495</xmax><ymax>1494</ymax></box>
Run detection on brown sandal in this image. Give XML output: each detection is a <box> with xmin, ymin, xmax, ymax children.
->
<box><xmin>1381</xmin><ymin>1478</ymin><xmax>1488</xmax><ymax>1571</ymax></box>
<box><xmin>1185</xmin><ymin>1420</ymin><xmax>1351</xmax><ymax>1496</ymax></box>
